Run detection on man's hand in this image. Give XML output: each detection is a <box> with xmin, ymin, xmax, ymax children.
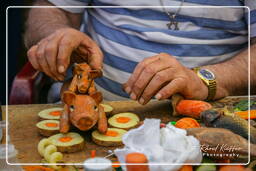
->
<box><xmin>123</xmin><ymin>53</ymin><xmax>208</xmax><ymax>105</ymax></box>
<box><xmin>27</xmin><ymin>28</ymin><xmax>103</xmax><ymax>81</ymax></box>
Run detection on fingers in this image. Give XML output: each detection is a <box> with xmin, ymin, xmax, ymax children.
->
<box><xmin>139</xmin><ymin>68</ymin><xmax>174</xmax><ymax>104</ymax></box>
<box><xmin>81</xmin><ymin>37</ymin><xmax>103</xmax><ymax>70</ymax></box>
<box><xmin>36</xmin><ymin>40</ymin><xmax>56</xmax><ymax>79</ymax></box>
<box><xmin>45</xmin><ymin>33</ymin><xmax>65</xmax><ymax>80</ymax></box>
<box><xmin>129</xmin><ymin>58</ymin><xmax>172</xmax><ymax>100</ymax></box>
<box><xmin>123</xmin><ymin>55</ymin><xmax>160</xmax><ymax>94</ymax></box>
<box><xmin>155</xmin><ymin>78</ymin><xmax>186</xmax><ymax>100</ymax></box>
<box><xmin>27</xmin><ymin>45</ymin><xmax>40</xmax><ymax>70</ymax></box>
<box><xmin>57</xmin><ymin>35</ymin><xmax>77</xmax><ymax>74</ymax></box>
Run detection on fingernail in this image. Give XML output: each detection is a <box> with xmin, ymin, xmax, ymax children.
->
<box><xmin>130</xmin><ymin>92</ymin><xmax>137</xmax><ymax>100</ymax></box>
<box><xmin>125</xmin><ymin>87</ymin><xmax>131</xmax><ymax>94</ymax></box>
<box><xmin>139</xmin><ymin>98</ymin><xmax>144</xmax><ymax>104</ymax></box>
<box><xmin>155</xmin><ymin>93</ymin><xmax>162</xmax><ymax>100</ymax></box>
<box><xmin>58</xmin><ymin>66</ymin><xmax>65</xmax><ymax>73</ymax></box>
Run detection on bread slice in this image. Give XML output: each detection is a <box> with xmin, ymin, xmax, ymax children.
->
<box><xmin>36</xmin><ymin>120</ymin><xmax>60</xmax><ymax>137</ymax></box>
<box><xmin>38</xmin><ymin>108</ymin><xmax>63</xmax><ymax>120</ymax></box>
<box><xmin>100</xmin><ymin>104</ymin><xmax>114</xmax><ymax>116</ymax></box>
<box><xmin>92</xmin><ymin>128</ymin><xmax>127</xmax><ymax>147</ymax></box>
<box><xmin>108</xmin><ymin>112</ymin><xmax>140</xmax><ymax>130</ymax></box>
<box><xmin>48</xmin><ymin>132</ymin><xmax>85</xmax><ymax>153</ymax></box>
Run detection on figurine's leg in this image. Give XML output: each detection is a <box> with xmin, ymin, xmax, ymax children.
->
<box><xmin>88</xmin><ymin>81</ymin><xmax>97</xmax><ymax>95</ymax></box>
<box><xmin>59</xmin><ymin>104</ymin><xmax>71</xmax><ymax>133</ymax></box>
<box><xmin>97</xmin><ymin>105</ymin><xmax>108</xmax><ymax>134</ymax></box>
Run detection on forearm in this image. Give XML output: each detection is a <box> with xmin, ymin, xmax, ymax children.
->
<box><xmin>24</xmin><ymin>0</ymin><xmax>82</xmax><ymax>48</ymax></box>
<box><xmin>203</xmin><ymin>43</ymin><xmax>256</xmax><ymax>99</ymax></box>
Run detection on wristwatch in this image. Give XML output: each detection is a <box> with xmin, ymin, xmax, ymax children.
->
<box><xmin>193</xmin><ymin>67</ymin><xmax>217</xmax><ymax>101</ymax></box>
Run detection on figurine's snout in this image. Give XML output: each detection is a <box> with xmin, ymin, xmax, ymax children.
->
<box><xmin>71</xmin><ymin>112</ymin><xmax>98</xmax><ymax>131</ymax></box>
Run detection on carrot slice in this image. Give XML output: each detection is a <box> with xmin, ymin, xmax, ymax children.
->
<box><xmin>23</xmin><ymin>166</ymin><xmax>54</xmax><ymax>171</ymax></box>
<box><xmin>59</xmin><ymin>136</ymin><xmax>73</xmax><ymax>142</ymax></box>
<box><xmin>219</xmin><ymin>165</ymin><xmax>245</xmax><ymax>171</ymax></box>
<box><xmin>45</xmin><ymin>123</ymin><xmax>58</xmax><ymax>127</ymax></box>
<box><xmin>116</xmin><ymin>116</ymin><xmax>131</xmax><ymax>123</ymax></box>
<box><xmin>235</xmin><ymin>110</ymin><xmax>256</xmax><ymax>119</ymax></box>
<box><xmin>178</xmin><ymin>165</ymin><xmax>193</xmax><ymax>171</ymax></box>
<box><xmin>175</xmin><ymin>117</ymin><xmax>200</xmax><ymax>129</ymax></box>
<box><xmin>105</xmin><ymin>130</ymin><xmax>119</xmax><ymax>137</ymax></box>
<box><xmin>112</xmin><ymin>161</ymin><xmax>121</xmax><ymax>168</ymax></box>
<box><xmin>49</xmin><ymin>111</ymin><xmax>62</xmax><ymax>116</ymax></box>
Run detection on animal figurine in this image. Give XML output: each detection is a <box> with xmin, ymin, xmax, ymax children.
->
<box><xmin>59</xmin><ymin>63</ymin><xmax>107</xmax><ymax>134</ymax></box>
<box><xmin>187</xmin><ymin>127</ymin><xmax>256</xmax><ymax>159</ymax></box>
<box><xmin>62</xmin><ymin>91</ymin><xmax>107</xmax><ymax>133</ymax></box>
<box><xmin>200</xmin><ymin>110</ymin><xmax>256</xmax><ymax>144</ymax></box>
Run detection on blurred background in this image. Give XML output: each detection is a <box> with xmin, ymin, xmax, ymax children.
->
<box><xmin>1</xmin><ymin>1</ymin><xmax>35</xmax><ymax>105</ymax></box>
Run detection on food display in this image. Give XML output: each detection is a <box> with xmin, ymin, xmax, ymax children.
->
<box><xmin>175</xmin><ymin>117</ymin><xmax>200</xmax><ymax>129</ymax></box>
<box><xmin>37</xmin><ymin>138</ymin><xmax>63</xmax><ymax>170</ymax></box>
<box><xmin>100</xmin><ymin>103</ymin><xmax>114</xmax><ymax>116</ymax></box>
<box><xmin>92</xmin><ymin>128</ymin><xmax>127</xmax><ymax>146</ymax></box>
<box><xmin>8</xmin><ymin>89</ymin><xmax>256</xmax><ymax>170</ymax></box>
<box><xmin>48</xmin><ymin>132</ymin><xmax>85</xmax><ymax>153</ymax></box>
<box><xmin>38</xmin><ymin>108</ymin><xmax>63</xmax><ymax>120</ymax></box>
<box><xmin>108</xmin><ymin>112</ymin><xmax>140</xmax><ymax>130</ymax></box>
<box><xmin>36</xmin><ymin>120</ymin><xmax>60</xmax><ymax>137</ymax></box>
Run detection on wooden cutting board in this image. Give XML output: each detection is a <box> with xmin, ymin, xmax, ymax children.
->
<box><xmin>3</xmin><ymin>96</ymin><xmax>252</xmax><ymax>164</ymax></box>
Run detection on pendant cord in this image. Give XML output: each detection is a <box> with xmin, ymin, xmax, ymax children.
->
<box><xmin>160</xmin><ymin>0</ymin><xmax>185</xmax><ymax>30</ymax></box>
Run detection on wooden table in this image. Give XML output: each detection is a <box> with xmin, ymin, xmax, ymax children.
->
<box><xmin>1</xmin><ymin>96</ymin><xmax>254</xmax><ymax>165</ymax></box>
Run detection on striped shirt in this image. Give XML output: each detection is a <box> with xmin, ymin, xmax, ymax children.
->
<box><xmin>48</xmin><ymin>0</ymin><xmax>256</xmax><ymax>101</ymax></box>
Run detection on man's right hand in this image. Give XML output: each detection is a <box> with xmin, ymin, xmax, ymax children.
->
<box><xmin>27</xmin><ymin>28</ymin><xmax>103</xmax><ymax>81</ymax></box>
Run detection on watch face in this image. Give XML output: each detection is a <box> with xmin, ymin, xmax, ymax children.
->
<box><xmin>199</xmin><ymin>69</ymin><xmax>215</xmax><ymax>80</ymax></box>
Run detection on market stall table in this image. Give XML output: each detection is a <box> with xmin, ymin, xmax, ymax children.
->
<box><xmin>1</xmin><ymin>96</ymin><xmax>254</xmax><ymax>165</ymax></box>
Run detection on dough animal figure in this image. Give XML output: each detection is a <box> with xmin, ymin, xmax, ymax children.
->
<box><xmin>60</xmin><ymin>63</ymin><xmax>107</xmax><ymax>134</ymax></box>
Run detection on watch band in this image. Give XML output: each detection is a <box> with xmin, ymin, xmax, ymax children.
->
<box><xmin>193</xmin><ymin>67</ymin><xmax>217</xmax><ymax>101</ymax></box>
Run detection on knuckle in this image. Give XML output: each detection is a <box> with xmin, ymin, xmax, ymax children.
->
<box><xmin>155</xmin><ymin>72</ymin><xmax>167</xmax><ymax>82</ymax></box>
<box><xmin>36</xmin><ymin>50</ymin><xmax>43</xmax><ymax>59</ymax></box>
<box><xmin>144</xmin><ymin>66</ymin><xmax>155</xmax><ymax>74</ymax></box>
<box><xmin>60</xmin><ymin>39</ymin><xmax>72</xmax><ymax>47</ymax></box>
<box><xmin>133</xmin><ymin>83</ymin><xmax>143</xmax><ymax>91</ymax></box>
<box><xmin>45</xmin><ymin>44</ymin><xmax>55</xmax><ymax>54</ymax></box>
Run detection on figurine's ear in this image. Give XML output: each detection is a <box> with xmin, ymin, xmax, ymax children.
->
<box><xmin>89</xmin><ymin>70</ymin><xmax>102</xmax><ymax>79</ymax></box>
<box><xmin>90</xmin><ymin>91</ymin><xmax>103</xmax><ymax>104</ymax></box>
<box><xmin>73</xmin><ymin>63</ymin><xmax>83</xmax><ymax>74</ymax></box>
<box><xmin>62</xmin><ymin>91</ymin><xmax>76</xmax><ymax>105</ymax></box>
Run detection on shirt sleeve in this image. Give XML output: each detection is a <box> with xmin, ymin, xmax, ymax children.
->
<box><xmin>244</xmin><ymin>0</ymin><xmax>256</xmax><ymax>38</ymax></box>
<box><xmin>47</xmin><ymin>0</ymin><xmax>91</xmax><ymax>13</ymax></box>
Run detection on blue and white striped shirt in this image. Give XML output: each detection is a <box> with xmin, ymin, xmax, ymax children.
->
<box><xmin>48</xmin><ymin>0</ymin><xmax>256</xmax><ymax>101</ymax></box>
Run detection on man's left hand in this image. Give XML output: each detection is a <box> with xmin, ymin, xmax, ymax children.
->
<box><xmin>123</xmin><ymin>53</ymin><xmax>208</xmax><ymax>105</ymax></box>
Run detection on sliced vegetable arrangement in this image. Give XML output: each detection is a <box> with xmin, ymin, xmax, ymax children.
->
<box><xmin>38</xmin><ymin>108</ymin><xmax>63</xmax><ymax>120</ymax></box>
<box><xmin>48</xmin><ymin>132</ymin><xmax>85</xmax><ymax>153</ymax></box>
<box><xmin>108</xmin><ymin>112</ymin><xmax>140</xmax><ymax>130</ymax></box>
<box><xmin>36</xmin><ymin>120</ymin><xmax>60</xmax><ymax>137</ymax></box>
<box><xmin>92</xmin><ymin>128</ymin><xmax>127</xmax><ymax>146</ymax></box>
